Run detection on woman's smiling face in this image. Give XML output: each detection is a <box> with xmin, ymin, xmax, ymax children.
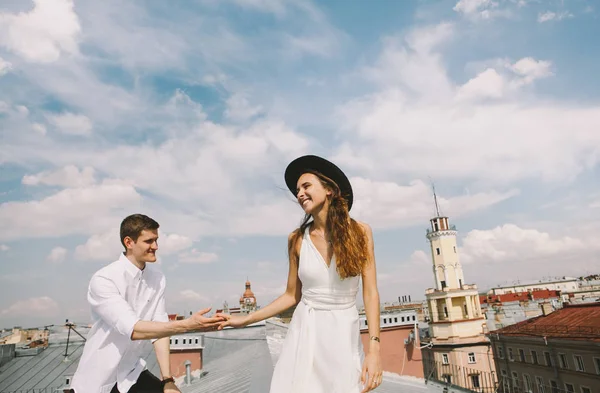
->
<box><xmin>296</xmin><ymin>172</ymin><xmax>332</xmax><ymax>215</ymax></box>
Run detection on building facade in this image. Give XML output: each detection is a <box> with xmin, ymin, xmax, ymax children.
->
<box><xmin>359</xmin><ymin>309</ymin><xmax>424</xmax><ymax>378</ymax></box>
<box><xmin>422</xmin><ymin>213</ymin><xmax>497</xmax><ymax>393</ymax></box>
<box><xmin>488</xmin><ymin>303</ymin><xmax>600</xmax><ymax>393</ymax></box>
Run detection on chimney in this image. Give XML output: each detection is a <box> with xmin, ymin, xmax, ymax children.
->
<box><xmin>184</xmin><ymin>360</ymin><xmax>192</xmax><ymax>385</ymax></box>
<box><xmin>541</xmin><ymin>302</ymin><xmax>553</xmax><ymax>316</ymax></box>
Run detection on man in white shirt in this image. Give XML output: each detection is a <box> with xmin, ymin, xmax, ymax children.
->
<box><xmin>70</xmin><ymin>214</ymin><xmax>227</xmax><ymax>393</ymax></box>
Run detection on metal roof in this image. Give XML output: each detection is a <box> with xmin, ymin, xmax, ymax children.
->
<box><xmin>0</xmin><ymin>322</ymin><xmax>442</xmax><ymax>393</ymax></box>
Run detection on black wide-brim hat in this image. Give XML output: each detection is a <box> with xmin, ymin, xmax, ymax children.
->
<box><xmin>284</xmin><ymin>155</ymin><xmax>353</xmax><ymax>211</ymax></box>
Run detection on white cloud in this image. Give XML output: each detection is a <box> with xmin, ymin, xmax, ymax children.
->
<box><xmin>349</xmin><ymin>178</ymin><xmax>518</xmax><ymax>230</ymax></box>
<box><xmin>538</xmin><ymin>11</ymin><xmax>573</xmax><ymax>23</ymax></box>
<box><xmin>46</xmin><ymin>112</ymin><xmax>93</xmax><ymax>136</ymax></box>
<box><xmin>0</xmin><ymin>57</ymin><xmax>11</xmax><ymax>76</ymax></box>
<box><xmin>159</xmin><ymin>233</ymin><xmax>193</xmax><ymax>255</ymax></box>
<box><xmin>224</xmin><ymin>93</ymin><xmax>263</xmax><ymax>122</ymax></box>
<box><xmin>1</xmin><ymin>296</ymin><xmax>60</xmax><ymax>317</ymax></box>
<box><xmin>336</xmin><ymin>26</ymin><xmax>598</xmax><ymax>185</ymax></box>
<box><xmin>0</xmin><ymin>180</ymin><xmax>141</xmax><ymax>241</ymax></box>
<box><xmin>22</xmin><ymin>165</ymin><xmax>96</xmax><ymax>188</ymax></box>
<box><xmin>508</xmin><ymin>57</ymin><xmax>553</xmax><ymax>86</ymax></box>
<box><xmin>47</xmin><ymin>246</ymin><xmax>68</xmax><ymax>263</ymax></box>
<box><xmin>0</xmin><ymin>0</ymin><xmax>81</xmax><ymax>63</ymax></box>
<box><xmin>178</xmin><ymin>289</ymin><xmax>210</xmax><ymax>302</ymax></box>
<box><xmin>363</xmin><ymin>23</ymin><xmax>454</xmax><ymax>98</ymax></box>
<box><xmin>457</xmin><ymin>58</ymin><xmax>552</xmax><ymax>101</ymax></box>
<box><xmin>74</xmin><ymin>230</ymin><xmax>121</xmax><ymax>262</ymax></box>
<box><xmin>453</xmin><ymin>0</ymin><xmax>499</xmax><ymax>19</ymax></box>
<box><xmin>178</xmin><ymin>250</ymin><xmax>218</xmax><ymax>264</ymax></box>
<box><xmin>456</xmin><ymin>68</ymin><xmax>505</xmax><ymax>100</ymax></box>
<box><xmin>0</xmin><ymin>245</ymin><xmax>9</xmax><ymax>251</ymax></box>
<box><xmin>32</xmin><ymin>123</ymin><xmax>47</xmax><ymax>135</ymax></box>
<box><xmin>460</xmin><ymin>224</ymin><xmax>591</xmax><ymax>264</ymax></box>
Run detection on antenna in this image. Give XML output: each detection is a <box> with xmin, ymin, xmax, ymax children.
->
<box><xmin>431</xmin><ymin>180</ymin><xmax>441</xmax><ymax>217</ymax></box>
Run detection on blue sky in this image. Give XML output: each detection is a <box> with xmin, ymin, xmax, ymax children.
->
<box><xmin>1</xmin><ymin>0</ymin><xmax>599</xmax><ymax>328</ymax></box>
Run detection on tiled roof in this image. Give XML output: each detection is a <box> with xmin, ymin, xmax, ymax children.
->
<box><xmin>491</xmin><ymin>302</ymin><xmax>600</xmax><ymax>341</ymax></box>
<box><xmin>480</xmin><ymin>289</ymin><xmax>561</xmax><ymax>305</ymax></box>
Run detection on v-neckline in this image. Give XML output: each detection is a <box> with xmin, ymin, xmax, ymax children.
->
<box><xmin>307</xmin><ymin>228</ymin><xmax>333</xmax><ymax>270</ymax></box>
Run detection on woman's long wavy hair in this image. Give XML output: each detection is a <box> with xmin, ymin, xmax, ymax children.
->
<box><xmin>288</xmin><ymin>170</ymin><xmax>369</xmax><ymax>279</ymax></box>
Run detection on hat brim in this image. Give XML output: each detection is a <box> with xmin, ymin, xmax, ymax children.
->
<box><xmin>284</xmin><ymin>155</ymin><xmax>353</xmax><ymax>211</ymax></box>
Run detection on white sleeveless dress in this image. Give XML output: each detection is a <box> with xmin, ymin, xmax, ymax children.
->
<box><xmin>270</xmin><ymin>227</ymin><xmax>363</xmax><ymax>393</ymax></box>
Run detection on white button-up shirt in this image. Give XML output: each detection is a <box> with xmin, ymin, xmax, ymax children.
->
<box><xmin>71</xmin><ymin>253</ymin><xmax>169</xmax><ymax>393</ymax></box>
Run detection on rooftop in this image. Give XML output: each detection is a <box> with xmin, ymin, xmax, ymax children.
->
<box><xmin>0</xmin><ymin>321</ymin><xmax>442</xmax><ymax>393</ymax></box>
<box><xmin>480</xmin><ymin>289</ymin><xmax>561</xmax><ymax>304</ymax></box>
<box><xmin>490</xmin><ymin>302</ymin><xmax>600</xmax><ymax>341</ymax></box>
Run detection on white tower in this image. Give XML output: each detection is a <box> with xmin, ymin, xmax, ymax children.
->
<box><xmin>422</xmin><ymin>188</ymin><xmax>496</xmax><ymax>392</ymax></box>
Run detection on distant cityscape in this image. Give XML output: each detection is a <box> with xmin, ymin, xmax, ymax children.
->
<box><xmin>1</xmin><ymin>211</ymin><xmax>599</xmax><ymax>393</ymax></box>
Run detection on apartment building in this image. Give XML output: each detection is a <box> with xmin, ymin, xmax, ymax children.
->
<box><xmin>488</xmin><ymin>303</ymin><xmax>600</xmax><ymax>393</ymax></box>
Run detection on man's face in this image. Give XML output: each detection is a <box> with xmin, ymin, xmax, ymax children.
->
<box><xmin>125</xmin><ymin>229</ymin><xmax>159</xmax><ymax>264</ymax></box>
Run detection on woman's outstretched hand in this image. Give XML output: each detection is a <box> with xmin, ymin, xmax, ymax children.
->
<box><xmin>360</xmin><ymin>351</ymin><xmax>383</xmax><ymax>392</ymax></box>
<box><xmin>217</xmin><ymin>314</ymin><xmax>251</xmax><ymax>330</ymax></box>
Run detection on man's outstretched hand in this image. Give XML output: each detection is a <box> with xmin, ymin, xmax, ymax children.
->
<box><xmin>185</xmin><ymin>308</ymin><xmax>230</xmax><ymax>332</ymax></box>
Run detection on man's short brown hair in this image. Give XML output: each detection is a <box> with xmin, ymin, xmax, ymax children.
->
<box><xmin>120</xmin><ymin>214</ymin><xmax>160</xmax><ymax>250</ymax></box>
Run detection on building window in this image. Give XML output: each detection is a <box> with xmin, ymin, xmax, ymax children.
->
<box><xmin>394</xmin><ymin>317</ymin><xmax>398</xmax><ymax>323</ymax></box>
<box><xmin>444</xmin><ymin>306</ymin><xmax>448</xmax><ymax>317</ymax></box>
<box><xmin>508</xmin><ymin>348</ymin><xmax>514</xmax><ymax>361</ymax></box>
<box><xmin>523</xmin><ymin>374</ymin><xmax>532</xmax><ymax>393</ymax></box>
<box><xmin>519</xmin><ymin>348</ymin><xmax>526</xmax><ymax>362</ymax></box>
<box><xmin>65</xmin><ymin>378</ymin><xmax>71</xmax><ymax>385</ymax></box>
<box><xmin>401</xmin><ymin>317</ymin><xmax>405</xmax><ymax>322</ymax></box>
<box><xmin>383</xmin><ymin>318</ymin><xmax>387</xmax><ymax>324</ymax></box>
<box><xmin>511</xmin><ymin>371</ymin><xmax>520</xmax><ymax>393</ymax></box>
<box><xmin>531</xmin><ymin>350</ymin><xmax>538</xmax><ymax>365</ymax></box>
<box><xmin>544</xmin><ymin>351</ymin><xmax>553</xmax><ymax>366</ymax></box>
<box><xmin>594</xmin><ymin>357</ymin><xmax>600</xmax><ymax>375</ymax></box>
<box><xmin>464</xmin><ymin>304</ymin><xmax>468</xmax><ymax>315</ymax></box>
<box><xmin>442</xmin><ymin>374</ymin><xmax>451</xmax><ymax>384</ymax></box>
<box><xmin>501</xmin><ymin>370</ymin><xmax>510</xmax><ymax>392</ymax></box>
<box><xmin>436</xmin><ymin>248</ymin><xmax>440</xmax><ymax>255</ymax></box>
<box><xmin>412</xmin><ymin>315</ymin><xmax>416</xmax><ymax>321</ymax></box>
<box><xmin>550</xmin><ymin>380</ymin><xmax>559</xmax><ymax>393</ymax></box>
<box><xmin>498</xmin><ymin>346</ymin><xmax>504</xmax><ymax>359</ymax></box>
<box><xmin>442</xmin><ymin>353</ymin><xmax>449</xmax><ymax>365</ymax></box>
<box><xmin>169</xmin><ymin>339</ymin><xmax>172</xmax><ymax>344</ymax></box>
<box><xmin>195</xmin><ymin>338</ymin><xmax>199</xmax><ymax>344</ymax></box>
<box><xmin>175</xmin><ymin>339</ymin><xmax>178</xmax><ymax>344</ymax></box>
<box><xmin>365</xmin><ymin>320</ymin><xmax>368</xmax><ymax>326</ymax></box>
<box><xmin>468</xmin><ymin>352</ymin><xmax>476</xmax><ymax>364</ymax></box>
<box><xmin>558</xmin><ymin>353</ymin><xmax>568</xmax><ymax>369</ymax></box>
<box><xmin>581</xmin><ymin>387</ymin><xmax>591</xmax><ymax>393</ymax></box>
<box><xmin>535</xmin><ymin>376</ymin><xmax>545</xmax><ymax>393</ymax></box>
<box><xmin>565</xmin><ymin>383</ymin><xmax>575</xmax><ymax>393</ymax></box>
<box><xmin>183</xmin><ymin>339</ymin><xmax>186</xmax><ymax>344</ymax></box>
<box><xmin>453</xmin><ymin>246</ymin><xmax>456</xmax><ymax>253</ymax></box>
<box><xmin>574</xmin><ymin>355</ymin><xmax>585</xmax><ymax>372</ymax></box>
<box><xmin>470</xmin><ymin>374</ymin><xmax>480</xmax><ymax>389</ymax></box>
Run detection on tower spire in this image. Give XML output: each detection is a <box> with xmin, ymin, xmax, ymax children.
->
<box><xmin>432</xmin><ymin>182</ymin><xmax>441</xmax><ymax>217</ymax></box>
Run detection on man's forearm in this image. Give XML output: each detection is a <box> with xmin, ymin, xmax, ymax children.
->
<box><xmin>131</xmin><ymin>320</ymin><xmax>190</xmax><ymax>341</ymax></box>
<box><xmin>153</xmin><ymin>337</ymin><xmax>172</xmax><ymax>378</ymax></box>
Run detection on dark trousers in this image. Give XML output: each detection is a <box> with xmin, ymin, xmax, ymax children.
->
<box><xmin>110</xmin><ymin>370</ymin><xmax>163</xmax><ymax>393</ymax></box>
<box><xmin>70</xmin><ymin>370</ymin><xmax>163</xmax><ymax>393</ymax></box>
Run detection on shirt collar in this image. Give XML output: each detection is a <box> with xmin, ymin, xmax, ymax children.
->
<box><xmin>119</xmin><ymin>253</ymin><xmax>144</xmax><ymax>278</ymax></box>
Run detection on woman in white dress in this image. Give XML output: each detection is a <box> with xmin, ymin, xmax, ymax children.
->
<box><xmin>221</xmin><ymin>155</ymin><xmax>383</xmax><ymax>392</ymax></box>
